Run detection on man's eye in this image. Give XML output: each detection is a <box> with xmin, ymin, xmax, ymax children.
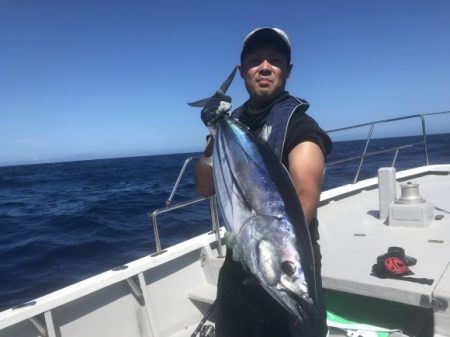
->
<box><xmin>249</xmin><ymin>58</ymin><xmax>262</xmax><ymax>64</ymax></box>
<box><xmin>269</xmin><ymin>58</ymin><xmax>282</xmax><ymax>65</ymax></box>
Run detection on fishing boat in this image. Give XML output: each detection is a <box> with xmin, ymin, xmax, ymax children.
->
<box><xmin>0</xmin><ymin>111</ymin><xmax>449</xmax><ymax>337</ymax></box>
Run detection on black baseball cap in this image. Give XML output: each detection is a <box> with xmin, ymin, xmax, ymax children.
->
<box><xmin>241</xmin><ymin>27</ymin><xmax>291</xmax><ymax>64</ymax></box>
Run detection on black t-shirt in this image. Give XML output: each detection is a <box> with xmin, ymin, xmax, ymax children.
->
<box><xmin>237</xmin><ymin>93</ymin><xmax>332</xmax><ymax>165</ymax></box>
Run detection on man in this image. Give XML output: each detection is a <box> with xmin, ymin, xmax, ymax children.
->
<box><xmin>194</xmin><ymin>28</ymin><xmax>332</xmax><ymax>337</ymax></box>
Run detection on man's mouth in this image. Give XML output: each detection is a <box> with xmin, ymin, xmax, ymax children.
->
<box><xmin>257</xmin><ymin>78</ymin><xmax>272</xmax><ymax>86</ymax></box>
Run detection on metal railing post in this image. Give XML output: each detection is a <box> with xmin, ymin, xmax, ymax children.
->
<box><xmin>354</xmin><ymin>123</ymin><xmax>374</xmax><ymax>183</ymax></box>
<box><xmin>420</xmin><ymin>114</ymin><xmax>430</xmax><ymax>165</ymax></box>
<box><xmin>149</xmin><ymin>197</ymin><xmax>209</xmax><ymax>255</ymax></box>
<box><xmin>209</xmin><ymin>196</ymin><xmax>224</xmax><ymax>258</ymax></box>
<box><xmin>151</xmin><ymin>211</ymin><xmax>162</xmax><ymax>254</ymax></box>
<box><xmin>391</xmin><ymin>148</ymin><xmax>400</xmax><ymax>167</ymax></box>
<box><xmin>166</xmin><ymin>157</ymin><xmax>196</xmax><ymax>207</ymax></box>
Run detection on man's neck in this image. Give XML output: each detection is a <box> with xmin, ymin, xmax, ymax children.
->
<box><xmin>247</xmin><ymin>91</ymin><xmax>289</xmax><ymax>114</ymax></box>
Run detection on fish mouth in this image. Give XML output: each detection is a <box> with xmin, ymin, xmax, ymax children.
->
<box><xmin>279</xmin><ymin>287</ymin><xmax>314</xmax><ymax>323</ymax></box>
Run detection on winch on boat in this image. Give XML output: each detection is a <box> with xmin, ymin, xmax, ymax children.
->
<box><xmin>379</xmin><ymin>167</ymin><xmax>435</xmax><ymax>227</ymax></box>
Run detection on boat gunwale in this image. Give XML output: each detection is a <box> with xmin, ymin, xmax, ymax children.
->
<box><xmin>0</xmin><ymin>229</ymin><xmax>222</xmax><ymax>329</ymax></box>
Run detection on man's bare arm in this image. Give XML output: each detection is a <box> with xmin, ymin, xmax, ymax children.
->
<box><xmin>287</xmin><ymin>141</ymin><xmax>325</xmax><ymax>225</ymax></box>
<box><xmin>194</xmin><ymin>137</ymin><xmax>215</xmax><ymax>197</ymax></box>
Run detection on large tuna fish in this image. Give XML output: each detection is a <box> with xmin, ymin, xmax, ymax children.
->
<box><xmin>212</xmin><ymin>114</ymin><xmax>318</xmax><ymax>323</ymax></box>
<box><xmin>189</xmin><ymin>68</ymin><xmax>318</xmax><ymax>325</ymax></box>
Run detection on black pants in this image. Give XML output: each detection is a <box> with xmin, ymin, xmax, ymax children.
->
<box><xmin>215</xmin><ymin>219</ymin><xmax>327</xmax><ymax>337</ymax></box>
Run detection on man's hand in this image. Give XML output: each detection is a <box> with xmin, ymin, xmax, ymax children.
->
<box><xmin>201</xmin><ymin>91</ymin><xmax>232</xmax><ymax>130</ymax></box>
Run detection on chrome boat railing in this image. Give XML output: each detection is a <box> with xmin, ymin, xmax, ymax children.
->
<box><xmin>149</xmin><ymin>111</ymin><xmax>450</xmax><ymax>255</ymax></box>
<box><xmin>148</xmin><ymin>156</ymin><xmax>224</xmax><ymax>257</ymax></box>
<box><xmin>325</xmin><ymin>111</ymin><xmax>450</xmax><ymax>183</ymax></box>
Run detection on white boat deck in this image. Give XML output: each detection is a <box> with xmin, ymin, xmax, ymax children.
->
<box><xmin>319</xmin><ymin>164</ymin><xmax>450</xmax><ymax>335</ymax></box>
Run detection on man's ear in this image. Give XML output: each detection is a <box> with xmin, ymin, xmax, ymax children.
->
<box><xmin>287</xmin><ymin>63</ymin><xmax>293</xmax><ymax>78</ymax></box>
<box><xmin>238</xmin><ymin>64</ymin><xmax>244</xmax><ymax>78</ymax></box>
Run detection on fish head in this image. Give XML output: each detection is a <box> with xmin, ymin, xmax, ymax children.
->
<box><xmin>277</xmin><ymin>260</ymin><xmax>315</xmax><ymax>322</ymax></box>
<box><xmin>255</xmin><ymin>237</ymin><xmax>314</xmax><ymax>322</ymax></box>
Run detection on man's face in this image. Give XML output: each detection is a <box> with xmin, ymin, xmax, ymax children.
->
<box><xmin>240</xmin><ymin>45</ymin><xmax>292</xmax><ymax>109</ymax></box>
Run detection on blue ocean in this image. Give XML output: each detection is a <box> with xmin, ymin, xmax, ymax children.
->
<box><xmin>1</xmin><ymin>134</ymin><xmax>449</xmax><ymax>311</ymax></box>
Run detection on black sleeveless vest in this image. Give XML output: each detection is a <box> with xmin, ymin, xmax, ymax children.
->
<box><xmin>231</xmin><ymin>95</ymin><xmax>310</xmax><ymax>161</ymax></box>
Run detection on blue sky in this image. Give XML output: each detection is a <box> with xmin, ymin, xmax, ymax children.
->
<box><xmin>1</xmin><ymin>0</ymin><xmax>449</xmax><ymax>166</ymax></box>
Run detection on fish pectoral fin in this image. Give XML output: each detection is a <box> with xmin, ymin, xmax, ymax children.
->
<box><xmin>257</xmin><ymin>239</ymin><xmax>281</xmax><ymax>286</ymax></box>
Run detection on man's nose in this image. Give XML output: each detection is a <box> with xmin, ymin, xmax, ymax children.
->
<box><xmin>258</xmin><ymin>60</ymin><xmax>272</xmax><ymax>75</ymax></box>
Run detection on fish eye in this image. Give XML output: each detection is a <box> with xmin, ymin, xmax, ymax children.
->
<box><xmin>281</xmin><ymin>260</ymin><xmax>296</xmax><ymax>276</ymax></box>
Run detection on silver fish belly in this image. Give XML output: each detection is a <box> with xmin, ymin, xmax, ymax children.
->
<box><xmin>213</xmin><ymin>116</ymin><xmax>317</xmax><ymax>322</ymax></box>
